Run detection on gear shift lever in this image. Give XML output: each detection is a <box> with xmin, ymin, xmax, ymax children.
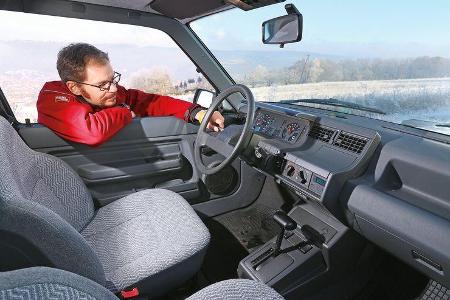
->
<box><xmin>273</xmin><ymin>211</ymin><xmax>326</xmax><ymax>256</ymax></box>
<box><xmin>250</xmin><ymin>211</ymin><xmax>326</xmax><ymax>270</ymax></box>
<box><xmin>273</xmin><ymin>211</ymin><xmax>297</xmax><ymax>256</ymax></box>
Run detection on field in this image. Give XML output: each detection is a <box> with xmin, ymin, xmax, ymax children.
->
<box><xmin>1</xmin><ymin>76</ymin><xmax>450</xmax><ymax>126</ymax></box>
<box><xmin>251</xmin><ymin>77</ymin><xmax>450</xmax><ymax>123</ymax></box>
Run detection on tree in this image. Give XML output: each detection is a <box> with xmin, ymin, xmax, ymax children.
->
<box><xmin>129</xmin><ymin>69</ymin><xmax>176</xmax><ymax>94</ymax></box>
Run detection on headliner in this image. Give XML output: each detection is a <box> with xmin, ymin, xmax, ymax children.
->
<box><xmin>70</xmin><ymin>0</ymin><xmax>234</xmax><ymax>22</ymax></box>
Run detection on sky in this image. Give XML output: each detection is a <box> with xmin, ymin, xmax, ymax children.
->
<box><xmin>191</xmin><ymin>0</ymin><xmax>450</xmax><ymax>58</ymax></box>
<box><xmin>0</xmin><ymin>0</ymin><xmax>449</xmax><ymax>59</ymax></box>
<box><xmin>0</xmin><ymin>10</ymin><xmax>174</xmax><ymax>47</ymax></box>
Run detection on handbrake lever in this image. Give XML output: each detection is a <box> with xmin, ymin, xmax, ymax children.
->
<box><xmin>301</xmin><ymin>224</ymin><xmax>326</xmax><ymax>249</ymax></box>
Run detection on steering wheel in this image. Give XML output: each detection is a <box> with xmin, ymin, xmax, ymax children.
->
<box><xmin>194</xmin><ymin>84</ymin><xmax>255</xmax><ymax>175</ymax></box>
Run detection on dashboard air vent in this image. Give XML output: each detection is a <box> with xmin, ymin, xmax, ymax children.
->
<box><xmin>333</xmin><ymin>132</ymin><xmax>368</xmax><ymax>154</ymax></box>
<box><xmin>309</xmin><ymin>125</ymin><xmax>335</xmax><ymax>143</ymax></box>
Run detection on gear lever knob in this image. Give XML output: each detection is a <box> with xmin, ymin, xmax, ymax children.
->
<box><xmin>273</xmin><ymin>211</ymin><xmax>297</xmax><ymax>231</ymax></box>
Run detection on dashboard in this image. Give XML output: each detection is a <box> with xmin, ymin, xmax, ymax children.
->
<box><xmin>247</xmin><ymin>105</ymin><xmax>379</xmax><ymax>206</ymax></box>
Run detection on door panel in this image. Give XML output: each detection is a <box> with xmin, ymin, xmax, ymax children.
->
<box><xmin>74</xmin><ymin>143</ymin><xmax>184</xmax><ymax>181</ymax></box>
<box><xmin>18</xmin><ymin>116</ymin><xmax>265</xmax><ymax>214</ymax></box>
<box><xmin>19</xmin><ymin>117</ymin><xmax>204</xmax><ymax>205</ymax></box>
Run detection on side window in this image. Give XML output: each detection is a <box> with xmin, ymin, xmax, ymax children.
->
<box><xmin>0</xmin><ymin>11</ymin><xmax>213</xmax><ymax>123</ymax></box>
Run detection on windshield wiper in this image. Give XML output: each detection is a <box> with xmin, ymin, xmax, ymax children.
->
<box><xmin>276</xmin><ymin>98</ymin><xmax>386</xmax><ymax>115</ymax></box>
<box><xmin>402</xmin><ymin>119</ymin><xmax>450</xmax><ymax>131</ymax></box>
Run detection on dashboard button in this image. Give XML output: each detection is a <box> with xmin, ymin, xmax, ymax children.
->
<box><xmin>298</xmin><ymin>170</ymin><xmax>307</xmax><ymax>184</ymax></box>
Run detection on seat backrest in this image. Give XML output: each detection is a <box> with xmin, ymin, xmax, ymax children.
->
<box><xmin>0</xmin><ymin>117</ymin><xmax>94</xmax><ymax>230</ymax></box>
<box><xmin>0</xmin><ymin>267</ymin><xmax>117</xmax><ymax>300</ymax></box>
<box><xmin>0</xmin><ymin>116</ymin><xmax>105</xmax><ymax>285</ymax></box>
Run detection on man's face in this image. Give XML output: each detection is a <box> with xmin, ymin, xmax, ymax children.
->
<box><xmin>73</xmin><ymin>61</ymin><xmax>118</xmax><ymax>108</ymax></box>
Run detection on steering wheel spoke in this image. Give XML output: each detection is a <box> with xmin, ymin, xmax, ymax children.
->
<box><xmin>201</xmin><ymin>133</ymin><xmax>234</xmax><ymax>158</ymax></box>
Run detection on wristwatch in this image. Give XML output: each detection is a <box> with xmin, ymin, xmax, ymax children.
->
<box><xmin>119</xmin><ymin>103</ymin><xmax>131</xmax><ymax>110</ymax></box>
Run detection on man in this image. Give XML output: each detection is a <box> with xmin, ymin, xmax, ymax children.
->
<box><xmin>37</xmin><ymin>43</ymin><xmax>224</xmax><ymax>146</ymax></box>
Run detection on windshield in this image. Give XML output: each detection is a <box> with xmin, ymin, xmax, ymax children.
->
<box><xmin>190</xmin><ymin>0</ymin><xmax>450</xmax><ymax>135</ymax></box>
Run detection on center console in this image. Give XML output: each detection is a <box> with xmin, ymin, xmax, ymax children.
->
<box><xmin>238</xmin><ymin>203</ymin><xmax>349</xmax><ymax>297</ymax></box>
<box><xmin>238</xmin><ymin>104</ymin><xmax>382</xmax><ymax>298</ymax></box>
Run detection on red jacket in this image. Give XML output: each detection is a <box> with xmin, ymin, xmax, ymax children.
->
<box><xmin>37</xmin><ymin>81</ymin><xmax>201</xmax><ymax>146</ymax></box>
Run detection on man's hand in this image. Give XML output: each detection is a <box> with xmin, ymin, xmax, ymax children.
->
<box><xmin>195</xmin><ymin>109</ymin><xmax>225</xmax><ymax>132</ymax></box>
<box><xmin>131</xmin><ymin>110</ymin><xmax>136</xmax><ymax>118</ymax></box>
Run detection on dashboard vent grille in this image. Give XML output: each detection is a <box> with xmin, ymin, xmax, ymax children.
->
<box><xmin>309</xmin><ymin>125</ymin><xmax>335</xmax><ymax>143</ymax></box>
<box><xmin>333</xmin><ymin>132</ymin><xmax>368</xmax><ymax>154</ymax></box>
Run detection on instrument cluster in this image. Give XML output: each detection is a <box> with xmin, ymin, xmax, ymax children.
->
<box><xmin>253</xmin><ymin>110</ymin><xmax>307</xmax><ymax>144</ymax></box>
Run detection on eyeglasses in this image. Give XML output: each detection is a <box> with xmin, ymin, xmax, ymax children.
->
<box><xmin>72</xmin><ymin>71</ymin><xmax>121</xmax><ymax>91</ymax></box>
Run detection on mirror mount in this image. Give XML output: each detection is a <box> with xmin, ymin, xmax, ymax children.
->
<box><xmin>285</xmin><ymin>3</ymin><xmax>301</xmax><ymax>16</ymax></box>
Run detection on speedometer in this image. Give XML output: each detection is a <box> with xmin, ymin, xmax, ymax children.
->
<box><xmin>287</xmin><ymin>122</ymin><xmax>300</xmax><ymax>134</ymax></box>
<box><xmin>285</xmin><ymin>122</ymin><xmax>302</xmax><ymax>143</ymax></box>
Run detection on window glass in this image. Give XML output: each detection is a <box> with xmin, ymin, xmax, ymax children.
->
<box><xmin>0</xmin><ymin>11</ymin><xmax>213</xmax><ymax>123</ymax></box>
<box><xmin>191</xmin><ymin>0</ymin><xmax>450</xmax><ymax>135</ymax></box>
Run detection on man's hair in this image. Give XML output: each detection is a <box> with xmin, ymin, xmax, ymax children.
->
<box><xmin>57</xmin><ymin>43</ymin><xmax>109</xmax><ymax>82</ymax></box>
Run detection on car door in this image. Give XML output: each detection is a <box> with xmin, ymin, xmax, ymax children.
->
<box><xmin>12</xmin><ymin>107</ymin><xmax>265</xmax><ymax>214</ymax></box>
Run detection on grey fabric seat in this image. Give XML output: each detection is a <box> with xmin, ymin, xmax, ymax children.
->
<box><xmin>0</xmin><ymin>116</ymin><xmax>210</xmax><ymax>297</ymax></box>
<box><xmin>0</xmin><ymin>267</ymin><xmax>285</xmax><ymax>300</ymax></box>
<box><xmin>81</xmin><ymin>189</ymin><xmax>210</xmax><ymax>292</ymax></box>
<box><xmin>0</xmin><ymin>267</ymin><xmax>117</xmax><ymax>300</ymax></box>
<box><xmin>186</xmin><ymin>279</ymin><xmax>285</xmax><ymax>300</ymax></box>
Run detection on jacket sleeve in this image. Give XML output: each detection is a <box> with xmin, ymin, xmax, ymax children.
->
<box><xmin>120</xmin><ymin>86</ymin><xmax>203</xmax><ymax>122</ymax></box>
<box><xmin>37</xmin><ymin>98</ymin><xmax>133</xmax><ymax>147</ymax></box>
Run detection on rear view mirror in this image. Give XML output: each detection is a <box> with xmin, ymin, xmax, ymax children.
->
<box><xmin>262</xmin><ymin>4</ymin><xmax>303</xmax><ymax>47</ymax></box>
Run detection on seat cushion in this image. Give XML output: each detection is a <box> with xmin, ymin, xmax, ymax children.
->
<box><xmin>81</xmin><ymin>188</ymin><xmax>210</xmax><ymax>294</ymax></box>
<box><xmin>0</xmin><ymin>268</ymin><xmax>284</xmax><ymax>300</ymax></box>
<box><xmin>0</xmin><ymin>267</ymin><xmax>117</xmax><ymax>300</ymax></box>
<box><xmin>186</xmin><ymin>279</ymin><xmax>284</xmax><ymax>300</ymax></box>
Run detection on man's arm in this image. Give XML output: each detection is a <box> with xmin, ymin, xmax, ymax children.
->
<box><xmin>38</xmin><ymin>96</ymin><xmax>133</xmax><ymax>146</ymax></box>
<box><xmin>121</xmin><ymin>86</ymin><xmax>225</xmax><ymax>130</ymax></box>
<box><xmin>121</xmin><ymin>87</ymin><xmax>202</xmax><ymax>122</ymax></box>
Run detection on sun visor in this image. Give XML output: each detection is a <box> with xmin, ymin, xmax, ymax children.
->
<box><xmin>150</xmin><ymin>0</ymin><xmax>225</xmax><ymax>19</ymax></box>
<box><xmin>226</xmin><ymin>0</ymin><xmax>286</xmax><ymax>11</ymax></box>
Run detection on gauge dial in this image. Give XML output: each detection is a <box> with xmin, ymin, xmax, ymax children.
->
<box><xmin>254</xmin><ymin>112</ymin><xmax>275</xmax><ymax>134</ymax></box>
<box><xmin>285</xmin><ymin>122</ymin><xmax>302</xmax><ymax>143</ymax></box>
<box><xmin>287</xmin><ymin>122</ymin><xmax>300</xmax><ymax>134</ymax></box>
